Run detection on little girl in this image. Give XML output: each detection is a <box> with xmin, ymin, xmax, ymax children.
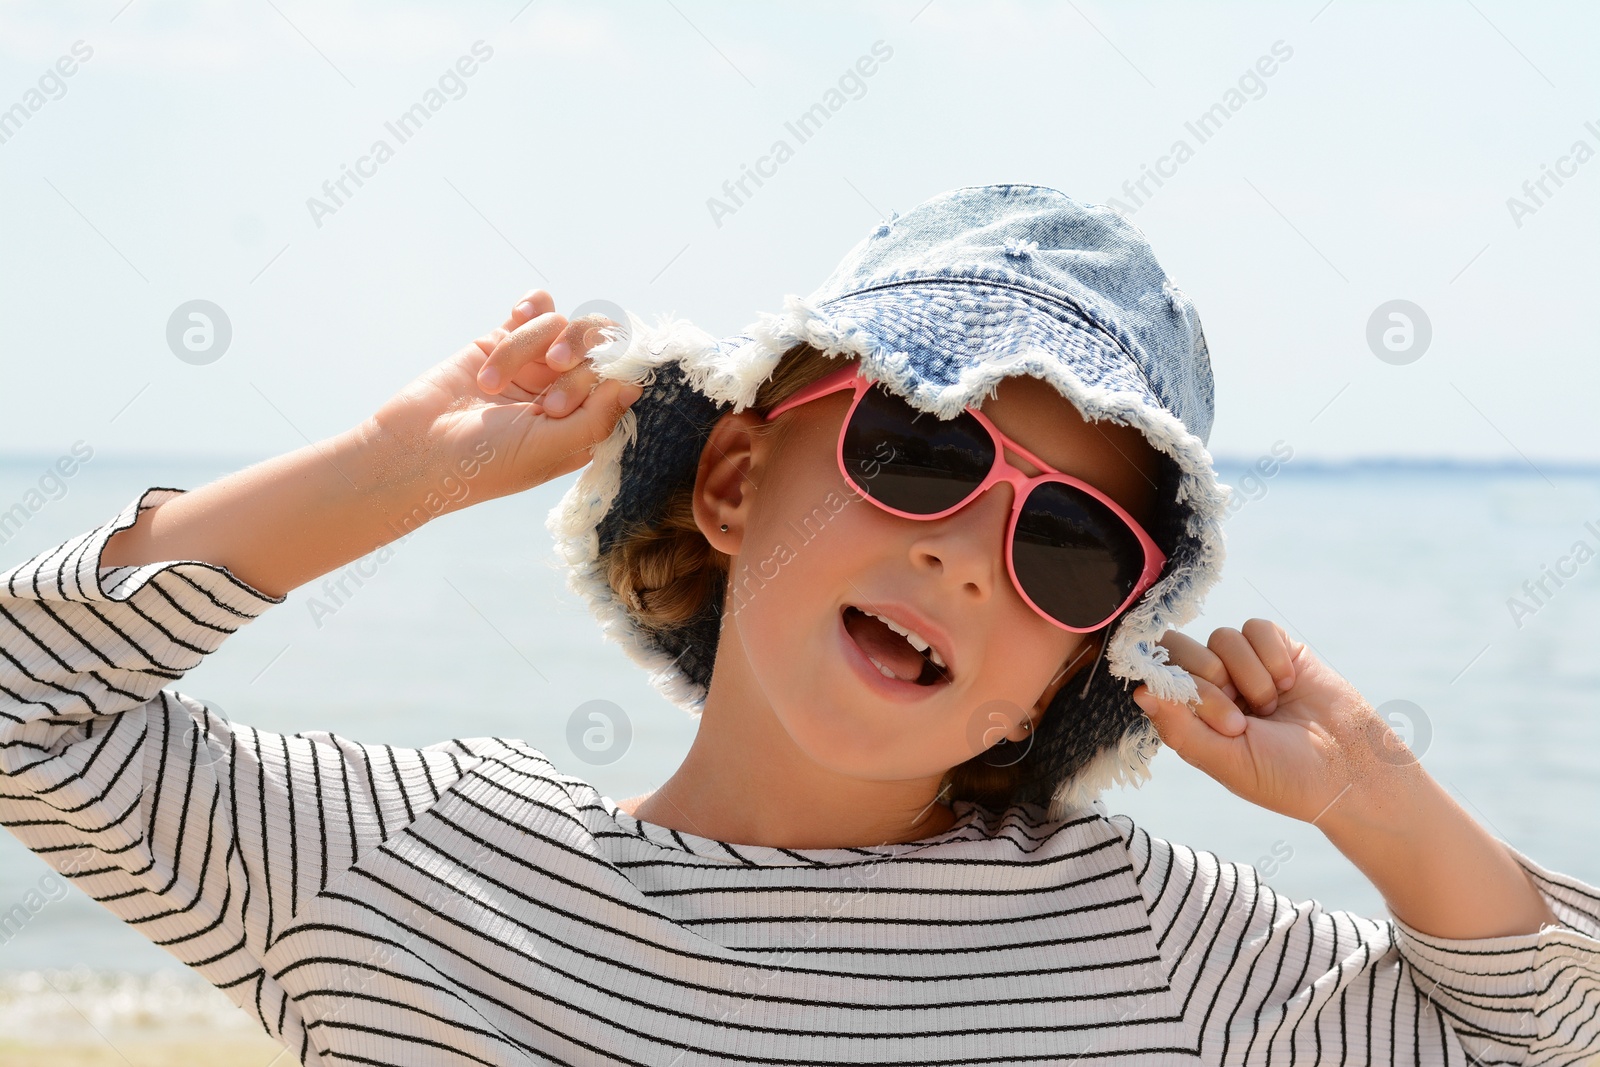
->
<box><xmin>3</xmin><ymin>185</ymin><xmax>1597</xmax><ymax>1066</ymax></box>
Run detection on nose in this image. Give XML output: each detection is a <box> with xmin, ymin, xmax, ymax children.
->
<box><xmin>905</xmin><ymin>479</ymin><xmax>1017</xmax><ymax>605</ymax></box>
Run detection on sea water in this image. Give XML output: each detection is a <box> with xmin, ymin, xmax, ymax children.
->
<box><xmin>2</xmin><ymin>454</ymin><xmax>1597</xmax><ymax>1033</ymax></box>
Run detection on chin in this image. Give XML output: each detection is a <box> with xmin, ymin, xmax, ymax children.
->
<box><xmin>776</xmin><ymin>693</ymin><xmax>951</xmax><ymax>782</ymax></box>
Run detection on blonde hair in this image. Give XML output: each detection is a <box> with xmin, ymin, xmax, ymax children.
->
<box><xmin>599</xmin><ymin>342</ymin><xmax>1120</xmax><ymax>811</ymax></box>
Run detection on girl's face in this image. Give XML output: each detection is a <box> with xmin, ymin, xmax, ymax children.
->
<box><xmin>697</xmin><ymin>372</ymin><xmax>1163</xmax><ymax>786</ymax></box>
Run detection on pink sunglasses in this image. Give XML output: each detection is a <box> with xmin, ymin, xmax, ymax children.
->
<box><xmin>763</xmin><ymin>362</ymin><xmax>1167</xmax><ymax>633</ymax></box>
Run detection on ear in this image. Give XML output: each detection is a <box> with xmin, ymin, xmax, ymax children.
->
<box><xmin>692</xmin><ymin>409</ymin><xmax>768</xmax><ymax>556</ymax></box>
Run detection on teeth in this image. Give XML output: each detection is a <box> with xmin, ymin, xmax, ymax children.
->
<box><xmin>865</xmin><ymin>654</ymin><xmax>904</xmax><ymax>680</ymax></box>
<box><xmin>861</xmin><ymin>609</ymin><xmax>948</xmax><ymax>671</ymax></box>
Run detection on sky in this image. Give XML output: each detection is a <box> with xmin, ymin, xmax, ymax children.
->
<box><xmin>0</xmin><ymin>0</ymin><xmax>1596</xmax><ymax>468</ymax></box>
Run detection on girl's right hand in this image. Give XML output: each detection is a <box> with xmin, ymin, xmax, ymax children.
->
<box><xmin>365</xmin><ymin>290</ymin><xmax>644</xmax><ymax>510</ymax></box>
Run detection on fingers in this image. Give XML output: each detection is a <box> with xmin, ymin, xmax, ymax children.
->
<box><xmin>1189</xmin><ymin>675</ymin><xmax>1247</xmax><ymax>735</ymax></box>
<box><xmin>501</xmin><ymin>289</ymin><xmax>556</xmax><ymax>333</ymax></box>
<box><xmin>476</xmin><ymin>285</ymin><xmax>551</xmax><ymax>357</ymax></box>
<box><xmin>1152</xmin><ymin>629</ymin><xmax>1233</xmax><ymax>699</ymax></box>
<box><xmin>473</xmin><ymin>326</ymin><xmax>511</xmax><ymax>358</ymax></box>
<box><xmin>531</xmin><ymin>376</ymin><xmax>646</xmax><ymax>481</ymax></box>
<box><xmin>477</xmin><ymin>309</ymin><xmax>568</xmax><ymax>396</ymax></box>
<box><xmin>1134</xmin><ymin>675</ymin><xmax>1247</xmax><ymax>771</ymax></box>
<box><xmin>533</xmin><ymin>320</ymin><xmax>620</xmax><ymax>415</ymax></box>
<box><xmin>1242</xmin><ymin>617</ymin><xmax>1297</xmax><ymax>693</ymax></box>
<box><xmin>478</xmin><ymin>310</ymin><xmax>625</xmax><ymax>407</ymax></box>
<box><xmin>522</xmin><ymin>315</ymin><xmax>631</xmax><ymax>417</ymax></box>
<box><xmin>538</xmin><ymin>359</ymin><xmax>605</xmax><ymax>418</ymax></box>
<box><xmin>1207</xmin><ymin>620</ymin><xmax>1294</xmax><ymax>716</ymax></box>
<box><xmin>545</xmin><ymin>313</ymin><xmax>623</xmax><ymax>374</ymax></box>
<box><xmin>571</xmin><ymin>376</ymin><xmax>645</xmax><ymax>439</ymax></box>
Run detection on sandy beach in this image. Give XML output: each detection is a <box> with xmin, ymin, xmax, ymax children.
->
<box><xmin>0</xmin><ymin>969</ymin><xmax>287</xmax><ymax>1067</ymax></box>
<box><xmin>0</xmin><ymin>1036</ymin><xmax>290</xmax><ymax>1067</ymax></box>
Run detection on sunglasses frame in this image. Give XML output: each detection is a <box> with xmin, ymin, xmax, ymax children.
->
<box><xmin>762</xmin><ymin>361</ymin><xmax>1168</xmax><ymax>633</ymax></box>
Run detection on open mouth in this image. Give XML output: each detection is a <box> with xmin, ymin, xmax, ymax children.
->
<box><xmin>840</xmin><ymin>605</ymin><xmax>951</xmax><ymax>687</ymax></box>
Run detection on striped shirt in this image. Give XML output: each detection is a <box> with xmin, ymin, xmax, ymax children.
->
<box><xmin>3</xmin><ymin>485</ymin><xmax>1599</xmax><ymax>1067</ymax></box>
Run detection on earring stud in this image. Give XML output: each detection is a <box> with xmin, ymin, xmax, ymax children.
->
<box><xmin>720</xmin><ymin>523</ymin><xmax>729</xmax><ymax>532</ymax></box>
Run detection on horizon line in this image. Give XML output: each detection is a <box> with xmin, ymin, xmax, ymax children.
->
<box><xmin>0</xmin><ymin>452</ymin><xmax>1596</xmax><ymax>477</ymax></box>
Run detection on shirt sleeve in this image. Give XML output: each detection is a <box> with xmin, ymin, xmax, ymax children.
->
<box><xmin>1106</xmin><ymin>811</ymin><xmax>1600</xmax><ymax>1066</ymax></box>
<box><xmin>0</xmin><ymin>486</ymin><xmax>489</xmax><ymax>1063</ymax></box>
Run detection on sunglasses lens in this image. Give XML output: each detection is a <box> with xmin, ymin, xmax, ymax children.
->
<box><xmin>842</xmin><ymin>386</ymin><xmax>994</xmax><ymax>514</ymax></box>
<box><xmin>1013</xmin><ymin>481</ymin><xmax>1149</xmax><ymax>629</ymax></box>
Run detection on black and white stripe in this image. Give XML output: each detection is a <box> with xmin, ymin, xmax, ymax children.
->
<box><xmin>3</xmin><ymin>487</ymin><xmax>1598</xmax><ymax>1066</ymax></box>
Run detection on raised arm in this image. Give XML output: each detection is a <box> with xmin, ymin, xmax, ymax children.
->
<box><xmin>1132</xmin><ymin>619</ymin><xmax>1561</xmax><ymax>938</ymax></box>
<box><xmin>1124</xmin><ymin>618</ymin><xmax>1600</xmax><ymax>1063</ymax></box>
<box><xmin>99</xmin><ymin>291</ymin><xmax>639</xmax><ymax>599</ymax></box>
<box><xmin>0</xmin><ymin>290</ymin><xmax>640</xmax><ymax>1061</ymax></box>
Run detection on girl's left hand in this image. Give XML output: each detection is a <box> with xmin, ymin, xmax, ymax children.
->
<box><xmin>1132</xmin><ymin>620</ymin><xmax>1400</xmax><ymax>826</ymax></box>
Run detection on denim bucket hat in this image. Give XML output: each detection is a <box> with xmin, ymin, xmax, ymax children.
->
<box><xmin>547</xmin><ymin>183</ymin><xmax>1230</xmax><ymax>818</ymax></box>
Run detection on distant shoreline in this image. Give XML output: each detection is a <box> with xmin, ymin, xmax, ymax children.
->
<box><xmin>1</xmin><ymin>454</ymin><xmax>1597</xmax><ymax>477</ymax></box>
<box><xmin>1210</xmin><ymin>455</ymin><xmax>1600</xmax><ymax>477</ymax></box>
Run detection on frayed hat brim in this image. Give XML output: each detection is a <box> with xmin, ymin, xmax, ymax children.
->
<box><xmin>546</xmin><ymin>284</ymin><xmax>1232</xmax><ymax>818</ymax></box>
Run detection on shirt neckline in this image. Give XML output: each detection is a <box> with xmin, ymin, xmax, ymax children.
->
<box><xmin>598</xmin><ymin>793</ymin><xmax>990</xmax><ymax>867</ymax></box>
